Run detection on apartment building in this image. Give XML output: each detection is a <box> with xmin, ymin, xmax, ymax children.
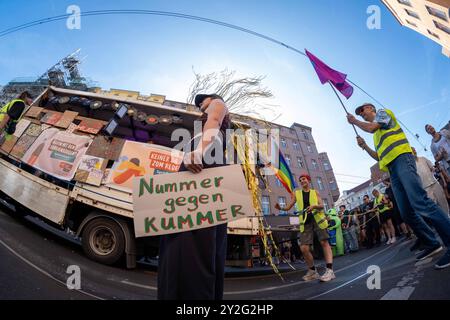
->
<box><xmin>382</xmin><ymin>0</ymin><xmax>450</xmax><ymax>57</ymax></box>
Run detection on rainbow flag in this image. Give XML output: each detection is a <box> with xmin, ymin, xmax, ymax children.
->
<box><xmin>273</xmin><ymin>152</ymin><xmax>297</xmax><ymax>194</ymax></box>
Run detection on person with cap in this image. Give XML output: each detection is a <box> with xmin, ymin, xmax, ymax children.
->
<box><xmin>275</xmin><ymin>173</ymin><xmax>336</xmax><ymax>282</ymax></box>
<box><xmin>157</xmin><ymin>93</ymin><xmax>231</xmax><ymax>300</ymax></box>
<box><xmin>347</xmin><ymin>103</ymin><xmax>450</xmax><ymax>269</ymax></box>
<box><xmin>0</xmin><ymin>91</ymin><xmax>33</xmax><ymax>143</ymax></box>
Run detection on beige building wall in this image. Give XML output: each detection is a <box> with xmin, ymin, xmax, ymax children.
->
<box><xmin>382</xmin><ymin>0</ymin><xmax>450</xmax><ymax>57</ymax></box>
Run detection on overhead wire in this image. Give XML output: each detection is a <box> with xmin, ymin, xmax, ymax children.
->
<box><xmin>0</xmin><ymin>9</ymin><xmax>431</xmax><ymax>150</ymax></box>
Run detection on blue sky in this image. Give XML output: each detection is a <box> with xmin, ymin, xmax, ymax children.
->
<box><xmin>1</xmin><ymin>0</ymin><xmax>449</xmax><ymax>192</ymax></box>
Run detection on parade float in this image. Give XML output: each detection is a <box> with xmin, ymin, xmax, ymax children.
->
<box><xmin>0</xmin><ymin>85</ymin><xmax>264</xmax><ymax>269</ymax></box>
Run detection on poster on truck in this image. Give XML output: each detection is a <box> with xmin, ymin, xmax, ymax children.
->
<box><xmin>132</xmin><ymin>164</ymin><xmax>255</xmax><ymax>237</ymax></box>
<box><xmin>74</xmin><ymin>155</ymin><xmax>108</xmax><ymax>186</ymax></box>
<box><xmin>22</xmin><ymin>129</ymin><xmax>92</xmax><ymax>181</ymax></box>
<box><xmin>106</xmin><ymin>141</ymin><xmax>184</xmax><ymax>193</ymax></box>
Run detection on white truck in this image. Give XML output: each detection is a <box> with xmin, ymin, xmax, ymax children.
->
<box><xmin>0</xmin><ymin>86</ymin><xmax>259</xmax><ymax>268</ymax></box>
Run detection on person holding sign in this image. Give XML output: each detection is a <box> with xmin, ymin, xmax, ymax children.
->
<box><xmin>275</xmin><ymin>173</ymin><xmax>336</xmax><ymax>282</ymax></box>
<box><xmin>157</xmin><ymin>94</ymin><xmax>231</xmax><ymax>300</ymax></box>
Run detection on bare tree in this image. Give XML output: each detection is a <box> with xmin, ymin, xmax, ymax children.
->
<box><xmin>187</xmin><ymin>68</ymin><xmax>279</xmax><ymax>119</ymax></box>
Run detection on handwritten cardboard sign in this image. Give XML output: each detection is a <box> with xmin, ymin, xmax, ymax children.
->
<box><xmin>133</xmin><ymin>164</ymin><xmax>255</xmax><ymax>237</ymax></box>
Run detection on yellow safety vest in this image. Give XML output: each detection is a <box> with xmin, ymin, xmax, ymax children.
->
<box><xmin>373</xmin><ymin>108</ymin><xmax>412</xmax><ymax>172</ymax></box>
<box><xmin>0</xmin><ymin>99</ymin><xmax>25</xmax><ymax>141</ymax></box>
<box><xmin>295</xmin><ymin>189</ymin><xmax>328</xmax><ymax>233</ymax></box>
<box><xmin>373</xmin><ymin>194</ymin><xmax>388</xmax><ymax>214</ymax></box>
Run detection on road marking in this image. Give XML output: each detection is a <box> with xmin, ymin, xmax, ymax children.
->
<box><xmin>306</xmin><ymin>272</ymin><xmax>369</xmax><ymax>300</ymax></box>
<box><xmin>306</xmin><ymin>241</ymin><xmax>411</xmax><ymax>300</ymax></box>
<box><xmin>0</xmin><ymin>238</ymin><xmax>104</xmax><ymax>300</ymax></box>
<box><xmin>380</xmin><ymin>257</ymin><xmax>432</xmax><ymax>300</ymax></box>
<box><xmin>380</xmin><ymin>286</ymin><xmax>415</xmax><ymax>300</ymax></box>
<box><xmin>224</xmin><ymin>244</ymin><xmax>397</xmax><ymax>295</ymax></box>
<box><xmin>121</xmin><ymin>280</ymin><xmax>157</xmax><ymax>291</ymax></box>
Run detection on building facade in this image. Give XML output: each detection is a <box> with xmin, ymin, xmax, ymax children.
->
<box><xmin>230</xmin><ymin>115</ymin><xmax>340</xmax><ymax>216</ymax></box>
<box><xmin>335</xmin><ymin>163</ymin><xmax>387</xmax><ymax>210</ymax></box>
<box><xmin>382</xmin><ymin>0</ymin><xmax>450</xmax><ymax>57</ymax></box>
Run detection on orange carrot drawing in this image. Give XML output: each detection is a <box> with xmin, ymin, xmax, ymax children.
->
<box><xmin>113</xmin><ymin>158</ymin><xmax>145</xmax><ymax>184</ymax></box>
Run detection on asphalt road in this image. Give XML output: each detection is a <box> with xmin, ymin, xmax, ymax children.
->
<box><xmin>0</xmin><ymin>206</ymin><xmax>449</xmax><ymax>300</ymax></box>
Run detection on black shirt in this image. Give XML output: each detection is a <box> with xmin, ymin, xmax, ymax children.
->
<box><xmin>301</xmin><ymin>190</ymin><xmax>314</xmax><ymax>224</ymax></box>
<box><xmin>362</xmin><ymin>201</ymin><xmax>375</xmax><ymax>219</ymax></box>
<box><xmin>341</xmin><ymin>210</ymin><xmax>353</xmax><ymax>227</ymax></box>
<box><xmin>385</xmin><ymin>186</ymin><xmax>398</xmax><ymax>213</ymax></box>
<box><xmin>7</xmin><ymin>101</ymin><xmax>26</xmax><ymax>120</ymax></box>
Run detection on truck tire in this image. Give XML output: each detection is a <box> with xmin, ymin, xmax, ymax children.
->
<box><xmin>81</xmin><ymin>217</ymin><xmax>125</xmax><ymax>265</ymax></box>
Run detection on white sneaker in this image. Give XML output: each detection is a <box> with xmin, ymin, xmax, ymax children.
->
<box><xmin>390</xmin><ymin>237</ymin><xmax>396</xmax><ymax>244</ymax></box>
<box><xmin>302</xmin><ymin>269</ymin><xmax>320</xmax><ymax>281</ymax></box>
<box><xmin>319</xmin><ymin>268</ymin><xmax>336</xmax><ymax>282</ymax></box>
<box><xmin>386</xmin><ymin>238</ymin><xmax>392</xmax><ymax>244</ymax></box>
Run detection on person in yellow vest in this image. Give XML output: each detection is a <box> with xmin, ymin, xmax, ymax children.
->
<box><xmin>0</xmin><ymin>91</ymin><xmax>33</xmax><ymax>142</ymax></box>
<box><xmin>275</xmin><ymin>173</ymin><xmax>335</xmax><ymax>282</ymax></box>
<box><xmin>347</xmin><ymin>103</ymin><xmax>450</xmax><ymax>269</ymax></box>
<box><xmin>372</xmin><ymin>189</ymin><xmax>396</xmax><ymax>244</ymax></box>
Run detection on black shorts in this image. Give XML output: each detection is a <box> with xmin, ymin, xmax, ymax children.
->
<box><xmin>380</xmin><ymin>210</ymin><xmax>393</xmax><ymax>224</ymax></box>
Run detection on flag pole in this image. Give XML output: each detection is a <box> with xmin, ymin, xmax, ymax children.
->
<box><xmin>327</xmin><ymin>81</ymin><xmax>359</xmax><ymax>136</ymax></box>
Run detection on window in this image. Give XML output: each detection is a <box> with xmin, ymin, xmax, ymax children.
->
<box><xmin>312</xmin><ymin>159</ymin><xmax>318</xmax><ymax>170</ymax></box>
<box><xmin>285</xmin><ymin>155</ymin><xmax>291</xmax><ymax>167</ymax></box>
<box><xmin>301</xmin><ymin>129</ymin><xmax>309</xmax><ymax>140</ymax></box>
<box><xmin>428</xmin><ymin>29</ymin><xmax>440</xmax><ymax>39</ymax></box>
<box><xmin>297</xmin><ymin>157</ymin><xmax>304</xmax><ymax>168</ymax></box>
<box><xmin>293</xmin><ymin>141</ymin><xmax>300</xmax><ymax>150</ymax></box>
<box><xmin>406</xmin><ymin>19</ymin><xmax>417</xmax><ymax>27</ymax></box>
<box><xmin>397</xmin><ymin>0</ymin><xmax>411</xmax><ymax>7</ymax></box>
<box><xmin>323</xmin><ymin>161</ymin><xmax>331</xmax><ymax>171</ymax></box>
<box><xmin>330</xmin><ymin>180</ymin><xmax>337</xmax><ymax>191</ymax></box>
<box><xmin>323</xmin><ymin>199</ymin><xmax>329</xmax><ymax>212</ymax></box>
<box><xmin>405</xmin><ymin>9</ymin><xmax>420</xmax><ymax>19</ymax></box>
<box><xmin>434</xmin><ymin>20</ymin><xmax>450</xmax><ymax>35</ymax></box>
<box><xmin>262</xmin><ymin>196</ymin><xmax>271</xmax><ymax>216</ymax></box>
<box><xmin>281</xmin><ymin>138</ymin><xmax>287</xmax><ymax>148</ymax></box>
<box><xmin>426</xmin><ymin>6</ymin><xmax>448</xmax><ymax>21</ymax></box>
<box><xmin>317</xmin><ymin>177</ymin><xmax>324</xmax><ymax>190</ymax></box>
<box><xmin>307</xmin><ymin>144</ymin><xmax>313</xmax><ymax>153</ymax></box>
<box><xmin>278</xmin><ymin>196</ymin><xmax>287</xmax><ymax>215</ymax></box>
<box><xmin>275</xmin><ymin>178</ymin><xmax>282</xmax><ymax>188</ymax></box>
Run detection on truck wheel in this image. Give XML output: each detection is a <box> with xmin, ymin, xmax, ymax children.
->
<box><xmin>81</xmin><ymin>217</ymin><xmax>125</xmax><ymax>265</ymax></box>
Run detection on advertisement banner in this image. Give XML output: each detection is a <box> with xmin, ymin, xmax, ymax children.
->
<box><xmin>106</xmin><ymin>141</ymin><xmax>184</xmax><ymax>193</ymax></box>
<box><xmin>22</xmin><ymin>130</ymin><xmax>92</xmax><ymax>181</ymax></box>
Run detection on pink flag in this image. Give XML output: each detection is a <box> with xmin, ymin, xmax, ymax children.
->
<box><xmin>305</xmin><ymin>49</ymin><xmax>353</xmax><ymax>99</ymax></box>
